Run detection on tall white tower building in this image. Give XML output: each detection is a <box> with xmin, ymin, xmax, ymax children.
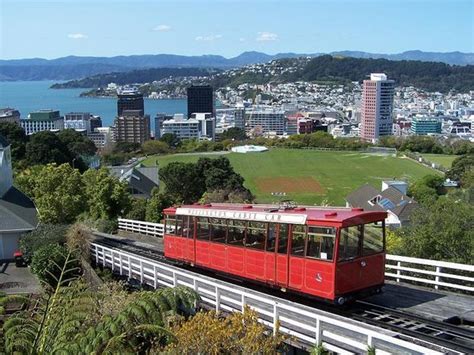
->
<box><xmin>360</xmin><ymin>73</ymin><xmax>395</xmax><ymax>142</ymax></box>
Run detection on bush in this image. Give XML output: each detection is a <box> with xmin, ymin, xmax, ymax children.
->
<box><xmin>95</xmin><ymin>219</ymin><xmax>118</xmax><ymax>234</ymax></box>
<box><xmin>30</xmin><ymin>244</ymin><xmax>81</xmax><ymax>287</ymax></box>
<box><xmin>19</xmin><ymin>224</ymin><xmax>68</xmax><ymax>264</ymax></box>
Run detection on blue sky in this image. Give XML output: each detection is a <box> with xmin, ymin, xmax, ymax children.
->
<box><xmin>1</xmin><ymin>0</ymin><xmax>473</xmax><ymax>59</ymax></box>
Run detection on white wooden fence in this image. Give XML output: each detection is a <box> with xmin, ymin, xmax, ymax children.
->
<box><xmin>91</xmin><ymin>242</ymin><xmax>448</xmax><ymax>355</ymax></box>
<box><xmin>117</xmin><ymin>218</ymin><xmax>474</xmax><ymax>294</ymax></box>
<box><xmin>385</xmin><ymin>255</ymin><xmax>474</xmax><ymax>293</ymax></box>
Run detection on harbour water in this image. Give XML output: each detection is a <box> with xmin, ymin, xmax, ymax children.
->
<box><xmin>0</xmin><ymin>81</ymin><xmax>187</xmax><ymax>128</ymax></box>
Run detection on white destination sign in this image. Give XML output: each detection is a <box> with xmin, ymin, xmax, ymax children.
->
<box><xmin>175</xmin><ymin>207</ymin><xmax>307</xmax><ymax>225</ymax></box>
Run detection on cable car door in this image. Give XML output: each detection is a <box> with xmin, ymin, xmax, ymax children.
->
<box><xmin>275</xmin><ymin>224</ymin><xmax>289</xmax><ymax>288</ymax></box>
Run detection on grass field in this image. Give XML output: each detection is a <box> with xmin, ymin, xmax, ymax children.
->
<box><xmin>143</xmin><ymin>149</ymin><xmax>438</xmax><ymax>205</ymax></box>
<box><xmin>421</xmin><ymin>154</ymin><xmax>459</xmax><ymax>168</ymax></box>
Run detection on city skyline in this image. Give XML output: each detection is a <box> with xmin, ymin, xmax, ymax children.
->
<box><xmin>1</xmin><ymin>0</ymin><xmax>473</xmax><ymax>60</ymax></box>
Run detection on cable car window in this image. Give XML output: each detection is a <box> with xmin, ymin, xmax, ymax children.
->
<box><xmin>228</xmin><ymin>220</ymin><xmax>246</xmax><ymax>247</ymax></box>
<box><xmin>266</xmin><ymin>224</ymin><xmax>277</xmax><ymax>252</ymax></box>
<box><xmin>338</xmin><ymin>225</ymin><xmax>362</xmax><ymax>261</ymax></box>
<box><xmin>246</xmin><ymin>222</ymin><xmax>266</xmax><ymax>250</ymax></box>
<box><xmin>306</xmin><ymin>227</ymin><xmax>335</xmax><ymax>261</ymax></box>
<box><xmin>175</xmin><ymin>216</ymin><xmax>184</xmax><ymax>237</ymax></box>
<box><xmin>363</xmin><ymin>222</ymin><xmax>384</xmax><ymax>256</ymax></box>
<box><xmin>278</xmin><ymin>224</ymin><xmax>289</xmax><ymax>254</ymax></box>
<box><xmin>291</xmin><ymin>225</ymin><xmax>306</xmax><ymax>256</ymax></box>
<box><xmin>210</xmin><ymin>218</ymin><xmax>227</xmax><ymax>244</ymax></box>
<box><xmin>164</xmin><ymin>215</ymin><xmax>177</xmax><ymax>235</ymax></box>
<box><xmin>183</xmin><ymin>216</ymin><xmax>194</xmax><ymax>239</ymax></box>
<box><xmin>196</xmin><ymin>217</ymin><xmax>210</xmax><ymax>241</ymax></box>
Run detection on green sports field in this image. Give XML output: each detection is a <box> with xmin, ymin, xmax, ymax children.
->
<box><xmin>143</xmin><ymin>149</ymin><xmax>438</xmax><ymax>205</ymax></box>
<box><xmin>421</xmin><ymin>154</ymin><xmax>459</xmax><ymax>168</ymax></box>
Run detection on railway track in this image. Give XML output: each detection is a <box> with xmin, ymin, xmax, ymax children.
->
<box><xmin>351</xmin><ymin>302</ymin><xmax>474</xmax><ymax>354</ymax></box>
<box><xmin>92</xmin><ymin>235</ymin><xmax>474</xmax><ymax>354</ymax></box>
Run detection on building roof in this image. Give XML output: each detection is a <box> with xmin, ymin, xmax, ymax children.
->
<box><xmin>0</xmin><ymin>186</ymin><xmax>38</xmax><ymax>231</ymax></box>
<box><xmin>346</xmin><ymin>184</ymin><xmax>417</xmax><ymax>222</ymax></box>
<box><xmin>109</xmin><ymin>165</ymin><xmax>159</xmax><ymax>197</ymax></box>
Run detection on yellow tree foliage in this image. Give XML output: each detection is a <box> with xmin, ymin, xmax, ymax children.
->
<box><xmin>166</xmin><ymin>306</ymin><xmax>287</xmax><ymax>354</ymax></box>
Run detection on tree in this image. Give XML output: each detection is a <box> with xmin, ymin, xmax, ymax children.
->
<box><xmin>126</xmin><ymin>198</ymin><xmax>148</xmax><ymax>221</ymax></box>
<box><xmin>160</xmin><ymin>133</ymin><xmax>181</xmax><ymax>148</ymax></box>
<box><xmin>146</xmin><ymin>188</ymin><xmax>174</xmax><ymax>222</ymax></box>
<box><xmin>18</xmin><ymin>224</ymin><xmax>69</xmax><ymax>264</ymax></box>
<box><xmin>408</xmin><ymin>174</ymin><xmax>445</xmax><ymax>203</ymax></box>
<box><xmin>219</xmin><ymin>127</ymin><xmax>247</xmax><ymax>141</ymax></box>
<box><xmin>25</xmin><ymin>131</ymin><xmax>74</xmax><ymax>167</ymax></box>
<box><xmin>446</xmin><ymin>154</ymin><xmax>474</xmax><ymax>183</ymax></box>
<box><xmin>57</xmin><ymin>129</ymin><xmax>97</xmax><ymax>157</ymax></box>
<box><xmin>159</xmin><ymin>162</ymin><xmax>204</xmax><ymax>203</ymax></box>
<box><xmin>394</xmin><ymin>197</ymin><xmax>473</xmax><ymax>264</ymax></box>
<box><xmin>113</xmin><ymin>141</ymin><xmax>141</xmax><ymax>153</ymax></box>
<box><xmin>166</xmin><ymin>306</ymin><xmax>286</xmax><ymax>354</ymax></box>
<box><xmin>82</xmin><ymin>168</ymin><xmax>131</xmax><ymax>220</ymax></box>
<box><xmin>0</xmin><ymin>122</ymin><xmax>28</xmax><ymax>161</ymax></box>
<box><xmin>15</xmin><ymin>163</ymin><xmax>86</xmax><ymax>224</ymax></box>
<box><xmin>142</xmin><ymin>140</ymin><xmax>170</xmax><ymax>155</ymax></box>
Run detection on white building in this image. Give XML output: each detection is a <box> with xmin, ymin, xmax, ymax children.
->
<box><xmin>0</xmin><ymin>135</ymin><xmax>38</xmax><ymax>260</ymax></box>
<box><xmin>20</xmin><ymin>110</ymin><xmax>64</xmax><ymax>135</ymax></box>
<box><xmin>245</xmin><ymin>107</ymin><xmax>286</xmax><ymax>135</ymax></box>
<box><xmin>161</xmin><ymin>113</ymin><xmax>216</xmax><ymax>140</ymax></box>
<box><xmin>64</xmin><ymin>112</ymin><xmax>92</xmax><ymax>133</ymax></box>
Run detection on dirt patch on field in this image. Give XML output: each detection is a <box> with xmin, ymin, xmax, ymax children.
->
<box><xmin>255</xmin><ymin>177</ymin><xmax>325</xmax><ymax>194</ymax></box>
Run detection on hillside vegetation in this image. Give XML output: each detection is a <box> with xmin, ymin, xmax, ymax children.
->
<box><xmin>52</xmin><ymin>55</ymin><xmax>474</xmax><ymax>93</ymax></box>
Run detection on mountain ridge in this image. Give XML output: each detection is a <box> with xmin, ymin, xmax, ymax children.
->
<box><xmin>1</xmin><ymin>50</ymin><xmax>473</xmax><ymax>81</ymax></box>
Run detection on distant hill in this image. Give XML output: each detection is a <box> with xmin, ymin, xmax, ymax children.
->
<box><xmin>1</xmin><ymin>50</ymin><xmax>472</xmax><ymax>81</ymax></box>
<box><xmin>50</xmin><ymin>67</ymin><xmax>220</xmax><ymax>89</ymax></box>
<box><xmin>54</xmin><ymin>55</ymin><xmax>474</xmax><ymax>93</ymax></box>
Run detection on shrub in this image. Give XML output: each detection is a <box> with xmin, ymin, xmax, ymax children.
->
<box><xmin>95</xmin><ymin>219</ymin><xmax>118</xmax><ymax>234</ymax></box>
<box><xmin>19</xmin><ymin>224</ymin><xmax>68</xmax><ymax>264</ymax></box>
<box><xmin>30</xmin><ymin>244</ymin><xmax>81</xmax><ymax>287</ymax></box>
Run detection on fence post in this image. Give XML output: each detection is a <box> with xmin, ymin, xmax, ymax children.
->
<box><xmin>368</xmin><ymin>334</ymin><xmax>373</xmax><ymax>347</ymax></box>
<box><xmin>435</xmin><ymin>266</ymin><xmax>441</xmax><ymax>290</ymax></box>
<box><xmin>241</xmin><ymin>294</ymin><xmax>246</xmax><ymax>312</ymax></box>
<box><xmin>111</xmin><ymin>252</ymin><xmax>114</xmax><ymax>272</ymax></box>
<box><xmin>273</xmin><ymin>303</ymin><xmax>279</xmax><ymax>336</ymax></box>
<box><xmin>139</xmin><ymin>260</ymin><xmax>144</xmax><ymax>283</ymax></box>
<box><xmin>315</xmin><ymin>318</ymin><xmax>322</xmax><ymax>345</ymax></box>
<box><xmin>153</xmin><ymin>265</ymin><xmax>157</xmax><ymax>289</ymax></box>
<box><xmin>128</xmin><ymin>256</ymin><xmax>132</xmax><ymax>279</ymax></box>
<box><xmin>396</xmin><ymin>261</ymin><xmax>401</xmax><ymax>283</ymax></box>
<box><xmin>215</xmin><ymin>287</ymin><xmax>220</xmax><ymax>312</ymax></box>
<box><xmin>119</xmin><ymin>254</ymin><xmax>123</xmax><ymax>275</ymax></box>
<box><xmin>94</xmin><ymin>245</ymin><xmax>98</xmax><ymax>265</ymax></box>
<box><xmin>173</xmin><ymin>272</ymin><xmax>177</xmax><ymax>287</ymax></box>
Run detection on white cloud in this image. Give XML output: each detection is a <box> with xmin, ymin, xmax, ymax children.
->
<box><xmin>256</xmin><ymin>32</ymin><xmax>278</xmax><ymax>42</ymax></box>
<box><xmin>195</xmin><ymin>34</ymin><xmax>223</xmax><ymax>41</ymax></box>
<box><xmin>153</xmin><ymin>24</ymin><xmax>172</xmax><ymax>32</ymax></box>
<box><xmin>67</xmin><ymin>33</ymin><xmax>88</xmax><ymax>39</ymax></box>
<box><xmin>239</xmin><ymin>37</ymin><xmax>246</xmax><ymax>42</ymax></box>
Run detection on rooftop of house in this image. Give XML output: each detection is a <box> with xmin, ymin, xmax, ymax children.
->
<box><xmin>346</xmin><ymin>183</ymin><xmax>418</xmax><ymax>222</ymax></box>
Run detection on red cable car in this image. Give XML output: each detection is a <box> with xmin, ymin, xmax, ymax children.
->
<box><xmin>163</xmin><ymin>203</ymin><xmax>387</xmax><ymax>304</ymax></box>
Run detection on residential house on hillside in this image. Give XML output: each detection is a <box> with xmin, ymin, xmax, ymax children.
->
<box><xmin>345</xmin><ymin>181</ymin><xmax>417</xmax><ymax>228</ymax></box>
<box><xmin>109</xmin><ymin>164</ymin><xmax>159</xmax><ymax>198</ymax></box>
<box><xmin>0</xmin><ymin>135</ymin><xmax>38</xmax><ymax>260</ymax></box>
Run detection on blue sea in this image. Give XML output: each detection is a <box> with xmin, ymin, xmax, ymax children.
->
<box><xmin>0</xmin><ymin>81</ymin><xmax>187</xmax><ymax>128</ymax></box>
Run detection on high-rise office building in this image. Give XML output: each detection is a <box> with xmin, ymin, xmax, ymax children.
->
<box><xmin>187</xmin><ymin>85</ymin><xmax>214</xmax><ymax>118</ymax></box>
<box><xmin>114</xmin><ymin>114</ymin><xmax>150</xmax><ymax>144</ymax></box>
<box><xmin>360</xmin><ymin>73</ymin><xmax>395</xmax><ymax>142</ymax></box>
<box><xmin>117</xmin><ymin>89</ymin><xmax>144</xmax><ymax>116</ymax></box>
